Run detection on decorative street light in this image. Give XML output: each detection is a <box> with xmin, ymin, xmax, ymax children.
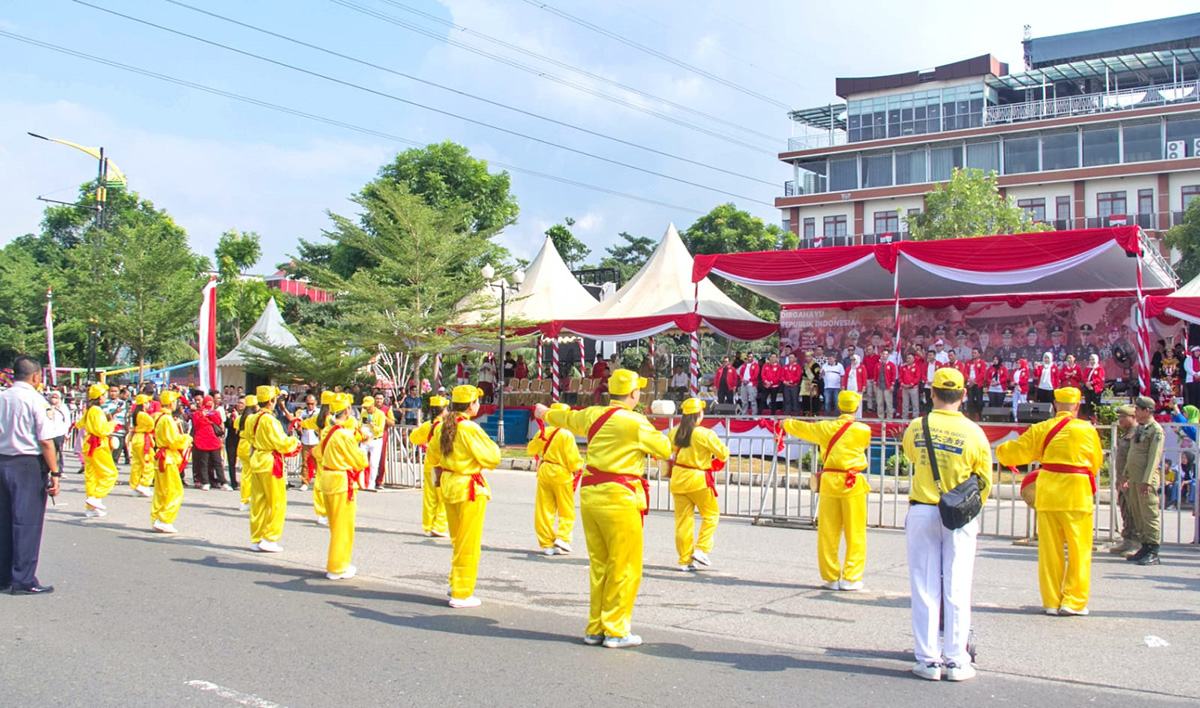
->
<box><xmin>481</xmin><ymin>263</ymin><xmax>524</xmax><ymax>446</ymax></box>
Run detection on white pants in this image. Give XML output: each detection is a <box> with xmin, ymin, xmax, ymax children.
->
<box><xmin>901</xmin><ymin>387</ymin><xmax>920</xmax><ymax>419</ymax></box>
<box><xmin>361</xmin><ymin>438</ymin><xmax>383</xmax><ymax>490</ymax></box>
<box><xmin>739</xmin><ymin>384</ymin><xmax>757</xmax><ymax>415</ymax></box>
<box><xmin>905</xmin><ymin>504</ymin><xmax>978</xmax><ymax>666</ymax></box>
<box><xmin>1011</xmin><ymin>390</ymin><xmax>1027</xmax><ymax>422</ymax></box>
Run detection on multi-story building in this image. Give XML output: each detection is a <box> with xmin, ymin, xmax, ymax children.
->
<box><xmin>777</xmin><ymin>13</ymin><xmax>1200</xmax><ymax>249</ymax></box>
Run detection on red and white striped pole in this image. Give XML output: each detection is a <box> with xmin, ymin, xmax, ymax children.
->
<box><xmin>551</xmin><ymin>338</ymin><xmax>561</xmax><ymax>402</ymax></box>
<box><xmin>433</xmin><ymin>352</ymin><xmax>443</xmax><ymax>392</ymax></box>
<box><xmin>649</xmin><ymin>335</ymin><xmax>656</xmax><ymax>366</ymax></box>
<box><xmin>578</xmin><ymin>339</ymin><xmax>585</xmax><ymax>372</ymax></box>
<box><xmin>689</xmin><ymin>331</ymin><xmax>700</xmax><ymax>397</ymax></box>
<box><xmin>1135</xmin><ymin>248</ymin><xmax>1152</xmax><ymax>397</ymax></box>
<box><xmin>536</xmin><ymin>337</ymin><xmax>543</xmax><ymax>379</ymax></box>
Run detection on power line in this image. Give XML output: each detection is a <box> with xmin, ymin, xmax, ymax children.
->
<box><xmin>519</xmin><ymin>0</ymin><xmax>792</xmax><ymax>110</ymax></box>
<box><xmin>366</xmin><ymin>0</ymin><xmax>782</xmax><ymax>145</ymax></box>
<box><xmin>0</xmin><ymin>30</ymin><xmax>704</xmax><ymax>214</ymax></box>
<box><xmin>328</xmin><ymin>0</ymin><xmax>778</xmax><ymax>154</ymax></box>
<box><xmin>71</xmin><ymin>0</ymin><xmax>776</xmax><ymax>206</ymax></box>
<box><xmin>156</xmin><ymin>0</ymin><xmax>776</xmax><ymax>188</ymax></box>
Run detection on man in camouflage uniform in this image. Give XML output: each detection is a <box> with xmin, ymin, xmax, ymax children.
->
<box><xmin>1107</xmin><ymin>405</ymin><xmax>1139</xmax><ymax>556</ymax></box>
<box><xmin>1123</xmin><ymin>396</ymin><xmax>1163</xmax><ymax>566</ymax></box>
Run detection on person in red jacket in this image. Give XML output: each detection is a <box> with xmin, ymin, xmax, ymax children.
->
<box><xmin>945</xmin><ymin>349</ymin><xmax>968</xmax><ymax>377</ymax></box>
<box><xmin>964</xmin><ymin>348</ymin><xmax>989</xmax><ymax>419</ymax></box>
<box><xmin>899</xmin><ymin>352</ymin><xmax>923</xmax><ymax>419</ymax></box>
<box><xmin>872</xmin><ymin>345</ymin><xmax>898</xmax><ymax>419</ymax></box>
<box><xmin>781</xmin><ymin>354</ymin><xmax>802</xmax><ymax>415</ymax></box>
<box><xmin>985</xmin><ymin>354</ymin><xmax>1010</xmax><ymax>408</ymax></box>
<box><xmin>1083</xmin><ymin>353</ymin><xmax>1106</xmax><ymax>417</ymax></box>
<box><xmin>760</xmin><ymin>353</ymin><xmax>783</xmax><ymax>414</ymax></box>
<box><xmin>862</xmin><ymin>344</ymin><xmax>880</xmax><ymax>413</ymax></box>
<box><xmin>514</xmin><ymin>355</ymin><xmax>529</xmax><ymax>381</ymax></box>
<box><xmin>190</xmin><ymin>395</ymin><xmax>229</xmax><ymax>490</ymax></box>
<box><xmin>1032</xmin><ymin>352</ymin><xmax>1060</xmax><ymax>403</ymax></box>
<box><xmin>738</xmin><ymin>354</ymin><xmax>760</xmax><ymax>415</ymax></box>
<box><xmin>713</xmin><ymin>357</ymin><xmax>738</xmax><ymax>406</ymax></box>
<box><xmin>1059</xmin><ymin>354</ymin><xmax>1083</xmax><ymax>390</ymax></box>
<box><xmin>1011</xmin><ymin>358</ymin><xmax>1031</xmax><ymax>420</ymax></box>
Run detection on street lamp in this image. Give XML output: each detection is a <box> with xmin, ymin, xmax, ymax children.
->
<box><xmin>481</xmin><ymin>263</ymin><xmax>524</xmax><ymax>446</ymax></box>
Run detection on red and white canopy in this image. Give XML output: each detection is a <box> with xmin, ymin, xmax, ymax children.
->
<box><xmin>692</xmin><ymin>227</ymin><xmax>1175</xmax><ymax>308</ymax></box>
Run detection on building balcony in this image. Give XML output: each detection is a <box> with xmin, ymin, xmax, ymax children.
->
<box><xmin>795</xmin><ymin>232</ymin><xmax>910</xmax><ymax>249</ymax></box>
<box><xmin>983</xmin><ymin>79</ymin><xmax>1200</xmax><ymax>128</ymax></box>
<box><xmin>1082</xmin><ymin>214</ymin><xmax>1159</xmax><ymax>229</ymax></box>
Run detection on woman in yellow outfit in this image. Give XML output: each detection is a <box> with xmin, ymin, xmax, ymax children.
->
<box><xmin>81</xmin><ymin>382</ymin><xmax>118</xmax><ymax>518</ymax></box>
<box><xmin>668</xmin><ymin>398</ymin><xmax>729</xmax><ymax>571</ymax></box>
<box><xmin>126</xmin><ymin>394</ymin><xmax>156</xmax><ymax>498</ymax></box>
<box><xmin>313</xmin><ymin>393</ymin><xmax>369</xmax><ymax>580</ymax></box>
<box><xmin>426</xmin><ymin>385</ymin><xmax>500</xmax><ymax>609</ymax></box>
<box><xmin>236</xmin><ymin>395</ymin><xmax>259</xmax><ymax>511</ymax></box>
<box><xmin>528</xmin><ymin>402</ymin><xmax>582</xmax><ymax>556</ymax></box>
<box><xmin>408</xmin><ymin>395</ymin><xmax>450</xmax><ymax>537</ymax></box>
<box><xmin>301</xmin><ymin>390</ymin><xmax>334</xmax><ymax>526</ymax></box>
<box><xmin>151</xmin><ymin>390</ymin><xmax>191</xmax><ymax>534</ymax></box>
<box><xmin>247</xmin><ymin>385</ymin><xmax>301</xmax><ymax>553</ymax></box>
<box><xmin>783</xmin><ymin>390</ymin><xmax>873</xmax><ymax>591</ymax></box>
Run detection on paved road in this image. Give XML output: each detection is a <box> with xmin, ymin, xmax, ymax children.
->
<box><xmin>2</xmin><ymin>470</ymin><xmax>1197</xmax><ymax>707</ymax></box>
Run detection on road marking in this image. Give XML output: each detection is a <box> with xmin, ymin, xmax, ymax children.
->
<box><xmin>185</xmin><ymin>680</ymin><xmax>286</xmax><ymax>708</ymax></box>
<box><xmin>1144</xmin><ymin>635</ymin><xmax>1170</xmax><ymax>648</ymax></box>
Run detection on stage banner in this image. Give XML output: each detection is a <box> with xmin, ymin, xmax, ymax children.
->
<box><xmin>780</xmin><ymin>297</ymin><xmax>1183</xmax><ymax>380</ymax></box>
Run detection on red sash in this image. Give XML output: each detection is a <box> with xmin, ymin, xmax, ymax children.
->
<box><xmin>586</xmin><ymin>406</ymin><xmax>622</xmax><ymax>444</ymax></box>
<box><xmin>581</xmin><ymin>467</ymin><xmax>650</xmax><ymax>521</ymax></box>
<box><xmin>671</xmin><ymin>462</ymin><xmax>719</xmax><ymax>498</ymax></box>
<box><xmin>821</xmin><ymin>420</ymin><xmax>858</xmax><ymax>491</ymax></box>
<box><xmin>85</xmin><ymin>434</ymin><xmax>102</xmax><ymax>458</ymax></box>
<box><xmin>304</xmin><ymin>453</ymin><xmax>317</xmax><ymax>483</ymax></box>
<box><xmin>1038</xmin><ymin>416</ymin><xmax>1097</xmax><ymax>495</ymax></box>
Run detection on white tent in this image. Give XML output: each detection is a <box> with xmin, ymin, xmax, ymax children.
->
<box><xmin>216</xmin><ymin>298</ymin><xmax>299</xmax><ymax>390</ymax></box>
<box><xmin>558</xmin><ymin>223</ymin><xmax>776</xmax><ymax>342</ymax></box>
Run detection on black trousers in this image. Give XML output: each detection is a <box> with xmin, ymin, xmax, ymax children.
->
<box><xmin>763</xmin><ymin>387</ymin><xmax>780</xmax><ymax>414</ymax></box>
<box><xmin>191</xmin><ymin>448</ymin><xmax>226</xmax><ymax>486</ymax></box>
<box><xmin>1187</xmin><ymin>381</ymin><xmax>1200</xmax><ymax>408</ymax></box>
<box><xmin>717</xmin><ymin>386</ymin><xmax>734</xmax><ymax>405</ymax></box>
<box><xmin>967</xmin><ymin>386</ymin><xmax>984</xmax><ymax>418</ymax></box>
<box><xmin>782</xmin><ymin>385</ymin><xmax>800</xmax><ymax>415</ymax></box>
<box><xmin>988</xmin><ymin>391</ymin><xmax>1006</xmax><ymax>408</ymax></box>
<box><xmin>0</xmin><ymin>454</ymin><xmax>48</xmax><ymax>591</ymax></box>
<box><xmin>1035</xmin><ymin>388</ymin><xmax>1055</xmax><ymax>404</ymax></box>
<box><xmin>225</xmin><ymin>438</ymin><xmax>240</xmax><ymax>487</ymax></box>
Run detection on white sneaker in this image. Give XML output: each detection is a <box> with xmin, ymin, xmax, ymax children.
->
<box><xmin>424</xmin><ymin>531</ymin><xmax>434</xmax><ymax>537</ymax></box>
<box><xmin>602</xmin><ymin>634</ymin><xmax>643</xmax><ymax>649</ymax></box>
<box><xmin>839</xmin><ymin>580</ymin><xmax>864</xmax><ymax>591</ymax></box>
<box><xmin>220</xmin><ymin>484</ymin><xmax>233</xmax><ymax>491</ymax></box>
<box><xmin>543</xmin><ymin>547</ymin><xmax>558</xmax><ymax>556</ymax></box>
<box><xmin>691</xmin><ymin>549</ymin><xmax>711</xmax><ymax>567</ymax></box>
<box><xmin>201</xmin><ymin>484</ymin><xmax>211</xmax><ymax>491</ymax></box>
<box><xmin>153</xmin><ymin>520</ymin><xmax>178</xmax><ymax>534</ymax></box>
<box><xmin>239</xmin><ymin>503</ymin><xmax>250</xmax><ymax>512</ymax></box>
<box><xmin>300</xmin><ymin>483</ymin><xmax>309</xmax><ymax>492</ymax></box>
<box><xmin>136</xmin><ymin>485</ymin><xmax>153</xmax><ymax>497</ymax></box>
<box><xmin>432</xmin><ymin>531</ymin><xmax>448</xmax><ymax>538</ymax></box>
<box><xmin>86</xmin><ymin>496</ymin><xmax>106</xmax><ymax>510</ymax></box>
<box><xmin>678</xmin><ymin>564</ymin><xmax>696</xmax><ymax>572</ymax></box>
<box><xmin>257</xmin><ymin>540</ymin><xmax>284</xmax><ymax>553</ymax></box>
<box><xmin>822</xmin><ymin>580</ymin><xmax>841</xmax><ymax>590</ymax></box>
<box><xmin>1044</xmin><ymin>607</ymin><xmax>1059</xmax><ymax>616</ymax></box>
<box><xmin>944</xmin><ymin>662</ymin><xmax>976</xmax><ymax>682</ymax></box>
<box><xmin>1058</xmin><ymin>606</ymin><xmax>1089</xmax><ymax>616</ymax></box>
<box><xmin>911</xmin><ymin>662</ymin><xmax>942</xmax><ymax>681</ymax></box>
<box><xmin>326</xmin><ymin>565</ymin><xmax>357</xmax><ymax>580</ymax></box>
<box><xmin>84</xmin><ymin>508</ymin><xmax>107</xmax><ymax>518</ymax></box>
<box><xmin>316</xmin><ymin>516</ymin><xmax>329</xmax><ymax>527</ymax></box>
<box><xmin>448</xmin><ymin>596</ymin><xmax>481</xmax><ymax>609</ymax></box>
<box><xmin>583</xmin><ymin>634</ymin><xmax>604</xmax><ymax>646</ymax></box>
<box><xmin>553</xmin><ymin>539</ymin><xmax>573</xmax><ymax>554</ymax></box>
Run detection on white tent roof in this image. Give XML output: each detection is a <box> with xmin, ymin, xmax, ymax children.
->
<box><xmin>1171</xmin><ymin>272</ymin><xmax>1200</xmax><ymax>298</ymax></box>
<box><xmin>455</xmin><ymin>234</ymin><xmax>597</xmax><ymax>327</ymax></box>
<box><xmin>216</xmin><ymin>298</ymin><xmax>299</xmax><ymax>367</ymax></box>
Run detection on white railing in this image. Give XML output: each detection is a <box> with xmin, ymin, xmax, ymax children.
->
<box><xmin>985</xmin><ymin>80</ymin><xmax>1200</xmax><ymax>127</ymax></box>
<box><xmin>788</xmin><ymin>132</ymin><xmax>848</xmax><ymax>151</ymax></box>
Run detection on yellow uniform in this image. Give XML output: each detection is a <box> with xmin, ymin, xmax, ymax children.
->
<box><xmin>527</xmin><ymin>424</ymin><xmax>583</xmax><ymax>551</ymax></box>
<box><xmin>426</xmin><ymin>416</ymin><xmax>500</xmax><ymax>600</ymax></box>
<box><xmin>300</xmin><ymin>414</ymin><xmax>328</xmax><ymax>520</ymax></box>
<box><xmin>82</xmin><ymin>405</ymin><xmax>118</xmax><ymax>505</ymax></box>
<box><xmin>313</xmin><ymin>422</ymin><xmax>369</xmax><ymax>575</ymax></box>
<box><xmin>247</xmin><ymin>408</ymin><xmax>301</xmax><ymax>545</ymax></box>
<box><xmin>128</xmin><ymin>410</ymin><xmax>156</xmax><ymax>492</ymax></box>
<box><xmin>997</xmin><ymin>411</ymin><xmax>1102</xmax><ymax>613</ymax></box>
<box><xmin>237</xmin><ymin>412</ymin><xmax>258</xmax><ymax>506</ymax></box>
<box><xmin>152</xmin><ymin>412</ymin><xmax>191</xmax><ymax>526</ymax></box>
<box><xmin>784</xmin><ymin>416</ymin><xmax>872</xmax><ymax>584</ymax></box>
<box><xmin>667</xmin><ymin>425</ymin><xmax>728</xmax><ymax>567</ymax></box>
<box><xmin>359</xmin><ymin>407</ymin><xmax>387</xmax><ymax>491</ymax></box>
<box><xmin>409</xmin><ymin>419</ymin><xmax>448</xmax><ymax>536</ymax></box>
<box><xmin>545</xmin><ymin>402</ymin><xmax>671</xmax><ymax>639</ymax></box>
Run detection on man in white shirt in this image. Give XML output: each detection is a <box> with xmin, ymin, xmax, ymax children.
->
<box><xmin>820</xmin><ymin>356</ymin><xmax>845</xmax><ymax>416</ymax></box>
<box><xmin>669</xmin><ymin>365</ymin><xmax>690</xmax><ymax>392</ymax></box>
<box><xmin>933</xmin><ymin>339</ymin><xmax>951</xmax><ymax>365</ymax></box>
<box><xmin>44</xmin><ymin>390</ymin><xmax>71</xmax><ymax>461</ymax></box>
<box><xmin>297</xmin><ymin>394</ymin><xmax>320</xmax><ymax>492</ymax></box>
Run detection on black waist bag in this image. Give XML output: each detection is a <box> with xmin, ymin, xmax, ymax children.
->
<box><xmin>922</xmin><ymin>415</ymin><xmax>983</xmax><ymax>530</ymax></box>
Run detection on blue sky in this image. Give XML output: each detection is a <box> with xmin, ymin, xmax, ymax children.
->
<box><xmin>1</xmin><ymin>0</ymin><xmax>1194</xmax><ymax>271</ymax></box>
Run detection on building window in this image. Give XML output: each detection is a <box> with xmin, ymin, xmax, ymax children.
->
<box><xmin>1056</xmin><ymin>196</ymin><xmax>1071</xmax><ymax>224</ymax></box>
<box><xmin>873</xmin><ymin>210</ymin><xmax>899</xmax><ymax>234</ymax></box>
<box><xmin>1183</xmin><ymin>186</ymin><xmax>1200</xmax><ymax>209</ymax></box>
<box><xmin>895</xmin><ymin>149</ymin><xmax>926</xmax><ymax>185</ymax></box>
<box><xmin>1017</xmin><ymin>198</ymin><xmax>1046</xmax><ymax>223</ymax></box>
<box><xmin>930</xmin><ymin>145</ymin><xmax>963</xmax><ymax>181</ymax></box>
<box><xmin>1166</xmin><ymin>117</ymin><xmax>1200</xmax><ymax>156</ymax></box>
<box><xmin>1004</xmin><ymin>136</ymin><xmax>1039</xmax><ymax>174</ymax></box>
<box><xmin>965</xmin><ymin>142</ymin><xmax>999</xmax><ymax>174</ymax></box>
<box><xmin>1082</xmin><ymin>127</ymin><xmax>1119</xmax><ymax>167</ymax></box>
<box><xmin>803</xmin><ymin>218</ymin><xmax>815</xmax><ymax>240</ymax></box>
<box><xmin>1041</xmin><ymin>131</ymin><xmax>1079</xmax><ymax>171</ymax></box>
<box><xmin>862</xmin><ymin>153</ymin><xmax>893</xmax><ymax>188</ymax></box>
<box><xmin>1097</xmin><ymin>191</ymin><xmax>1127</xmax><ymax>218</ymax></box>
<box><xmin>829</xmin><ymin>157</ymin><xmax>858</xmax><ymax>191</ymax></box>
<box><xmin>1138</xmin><ymin>189</ymin><xmax>1154</xmax><ymax>216</ymax></box>
<box><xmin>1122</xmin><ymin>121</ymin><xmax>1162</xmax><ymax>163</ymax></box>
<box><xmin>823</xmin><ymin>215</ymin><xmax>848</xmax><ymax>238</ymax></box>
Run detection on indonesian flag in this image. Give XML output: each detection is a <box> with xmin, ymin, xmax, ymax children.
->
<box><xmin>198</xmin><ymin>277</ymin><xmax>217</xmax><ymax>392</ymax></box>
<box><xmin>45</xmin><ymin>287</ymin><xmax>56</xmax><ymax>385</ymax></box>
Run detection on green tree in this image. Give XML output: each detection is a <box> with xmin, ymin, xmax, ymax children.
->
<box><xmin>598</xmin><ymin>231</ymin><xmax>656</xmax><ymax>281</ymax></box>
<box><xmin>214</xmin><ymin>229</ymin><xmax>271</xmax><ymax>351</ymax></box>
<box><xmin>1166</xmin><ymin>197</ymin><xmax>1200</xmax><ymax>284</ymax></box>
<box><xmin>0</xmin><ymin>241</ymin><xmax>55</xmax><ymax>361</ymax></box>
<box><xmin>243</xmin><ymin>331</ymin><xmax>373</xmax><ymax>391</ymax></box>
<box><xmin>546</xmin><ymin>217</ymin><xmax>590</xmax><ymax>269</ymax></box>
<box><xmin>908</xmin><ymin>168</ymin><xmax>1052</xmax><ymax>241</ymax></box>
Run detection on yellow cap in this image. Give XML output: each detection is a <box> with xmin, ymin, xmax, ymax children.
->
<box><xmin>429</xmin><ymin>395</ymin><xmax>449</xmax><ymax>408</ymax></box>
<box><xmin>931</xmin><ymin>368</ymin><xmax>965</xmax><ymax>390</ymax></box>
<box><xmin>549</xmin><ymin>402</ymin><xmax>571</xmax><ymax>412</ymax></box>
<box><xmin>320</xmin><ymin>390</ymin><xmax>335</xmax><ymax>405</ymax></box>
<box><xmin>88</xmin><ymin>383</ymin><xmax>109</xmax><ymax>400</ymax></box>
<box><xmin>681</xmin><ymin>398</ymin><xmax>705</xmax><ymax>415</ymax></box>
<box><xmin>608</xmin><ymin>368</ymin><xmax>647</xmax><ymax>396</ymax></box>
<box><xmin>362</xmin><ymin>396</ymin><xmax>375</xmax><ymax>408</ymax></box>
<box><xmin>338</xmin><ymin>393</ymin><xmax>354</xmax><ymax>408</ymax></box>
<box><xmin>244</xmin><ymin>395</ymin><xmax>258</xmax><ymax>407</ymax></box>
<box><xmin>330</xmin><ymin>395</ymin><xmax>351</xmax><ymax>413</ymax></box>
<box><xmin>452</xmin><ymin>385</ymin><xmax>484</xmax><ymax>404</ymax></box>
<box><xmin>256</xmin><ymin>385</ymin><xmax>277</xmax><ymax>402</ymax></box>
<box><xmin>1054</xmin><ymin>387</ymin><xmax>1082</xmax><ymax>404</ymax></box>
<box><xmin>134</xmin><ymin>394</ymin><xmax>151</xmax><ymax>406</ymax></box>
<box><xmin>160</xmin><ymin>390</ymin><xmax>181</xmax><ymax>406</ymax></box>
<box><xmin>838</xmin><ymin>390</ymin><xmax>862</xmax><ymax>413</ymax></box>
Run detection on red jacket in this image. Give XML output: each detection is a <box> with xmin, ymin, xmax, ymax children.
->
<box><xmin>1085</xmin><ymin>365</ymin><xmax>1105</xmax><ymax>393</ymax></box>
<box><xmin>945</xmin><ymin>360</ymin><xmax>968</xmax><ymax>378</ymax></box>
<box><xmin>781</xmin><ymin>363</ymin><xmax>802</xmax><ymax>386</ymax></box>
<box><xmin>862</xmin><ymin>354</ymin><xmax>881</xmax><ymax>380</ymax></box>
<box><xmin>1033</xmin><ymin>363</ymin><xmax>1061</xmax><ymax>391</ymax></box>
<box><xmin>845</xmin><ymin>365</ymin><xmax>867</xmax><ymax>392</ymax></box>
<box><xmin>965</xmin><ymin>359</ymin><xmax>988</xmax><ymax>388</ymax></box>
<box><xmin>514</xmin><ymin>362</ymin><xmax>529</xmax><ymax>379</ymax></box>
<box><xmin>191</xmin><ymin>408</ymin><xmax>224</xmax><ymax>451</ymax></box>
<box><xmin>1059</xmin><ymin>364</ymin><xmax>1083</xmax><ymax>389</ymax></box>
<box><xmin>714</xmin><ymin>365</ymin><xmax>738</xmax><ymax>391</ymax></box>
<box><xmin>985</xmin><ymin>364</ymin><xmax>1009</xmax><ymax>390</ymax></box>
<box><xmin>874</xmin><ymin>360</ymin><xmax>898</xmax><ymax>388</ymax></box>
<box><xmin>1011</xmin><ymin>363</ymin><xmax>1030</xmax><ymax>393</ymax></box>
<box><xmin>760</xmin><ymin>363</ymin><xmax>782</xmax><ymax>388</ymax></box>
<box><xmin>899</xmin><ymin>362</ymin><xmax>923</xmax><ymax>387</ymax></box>
<box><xmin>737</xmin><ymin>361</ymin><xmax>759</xmax><ymax>385</ymax></box>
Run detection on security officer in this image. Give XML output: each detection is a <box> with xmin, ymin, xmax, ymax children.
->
<box><xmin>0</xmin><ymin>356</ymin><xmax>60</xmax><ymax>595</ymax></box>
<box><xmin>1124</xmin><ymin>396</ymin><xmax>1163</xmax><ymax>566</ymax></box>
<box><xmin>1106</xmin><ymin>405</ymin><xmax>1139</xmax><ymax>556</ymax></box>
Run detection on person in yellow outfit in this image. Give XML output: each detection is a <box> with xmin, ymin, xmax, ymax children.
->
<box><xmin>81</xmin><ymin>382</ymin><xmax>118</xmax><ymax>518</ymax></box>
<box><xmin>668</xmin><ymin>398</ymin><xmax>728</xmax><ymax>571</ymax></box>
<box><xmin>151</xmin><ymin>390</ymin><xmax>191</xmax><ymax>534</ymax></box>
<box><xmin>247</xmin><ymin>385</ymin><xmax>301</xmax><ymax>553</ymax></box>
<box><xmin>236</xmin><ymin>395</ymin><xmax>259</xmax><ymax>511</ymax></box>
<box><xmin>300</xmin><ymin>391</ymin><xmax>334</xmax><ymax>526</ymax></box>
<box><xmin>996</xmin><ymin>386</ymin><xmax>1102</xmax><ymax>616</ymax></box>
<box><xmin>426</xmin><ymin>385</ymin><xmax>500</xmax><ymax>609</ymax></box>
<box><xmin>126</xmin><ymin>394</ymin><xmax>156</xmax><ymax>498</ymax></box>
<box><xmin>408</xmin><ymin>395</ymin><xmax>449</xmax><ymax>538</ymax></box>
<box><xmin>535</xmin><ymin>369</ymin><xmax>672</xmax><ymax>649</ymax></box>
<box><xmin>528</xmin><ymin>402</ymin><xmax>583</xmax><ymax>557</ymax></box>
<box><xmin>313</xmin><ymin>393</ymin><xmax>369</xmax><ymax>580</ymax></box>
<box><xmin>358</xmin><ymin>396</ymin><xmax>387</xmax><ymax>491</ymax></box>
<box><xmin>784</xmin><ymin>390</ymin><xmax>872</xmax><ymax>590</ymax></box>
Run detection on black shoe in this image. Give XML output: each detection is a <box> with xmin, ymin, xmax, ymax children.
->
<box><xmin>1125</xmin><ymin>546</ymin><xmax>1150</xmax><ymax>562</ymax></box>
<box><xmin>1137</xmin><ymin>545</ymin><xmax>1161</xmax><ymax>566</ymax></box>
<box><xmin>0</xmin><ymin>585</ymin><xmax>9</xmax><ymax>593</ymax></box>
<box><xmin>11</xmin><ymin>585</ymin><xmax>54</xmax><ymax>596</ymax></box>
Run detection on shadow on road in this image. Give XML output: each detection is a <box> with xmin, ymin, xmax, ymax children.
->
<box><xmin>638</xmin><ymin>642</ymin><xmax>903</xmax><ymax>676</ymax></box>
<box><xmin>326</xmin><ymin>601</ymin><xmax>580</xmax><ymax>646</ymax></box>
